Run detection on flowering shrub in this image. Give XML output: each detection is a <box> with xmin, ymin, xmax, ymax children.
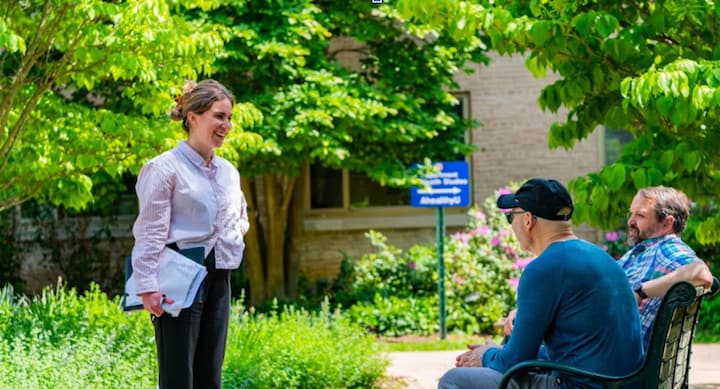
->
<box><xmin>348</xmin><ymin>231</ymin><xmax>437</xmax><ymax>302</ymax></box>
<box><xmin>601</xmin><ymin>230</ymin><xmax>631</xmax><ymax>259</ymax></box>
<box><xmin>342</xmin><ymin>186</ymin><xmax>534</xmax><ymax>336</ymax></box>
<box><xmin>444</xmin><ymin>187</ymin><xmax>534</xmax><ymax>333</ymax></box>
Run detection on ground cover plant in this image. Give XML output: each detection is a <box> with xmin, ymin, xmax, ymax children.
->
<box><xmin>0</xmin><ymin>283</ymin><xmax>387</xmax><ymax>389</ymax></box>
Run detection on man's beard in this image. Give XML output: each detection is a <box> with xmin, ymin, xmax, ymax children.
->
<box><xmin>627</xmin><ymin>224</ymin><xmax>662</xmax><ymax>247</ymax></box>
<box><xmin>627</xmin><ymin>228</ymin><xmax>645</xmax><ymax>247</ymax></box>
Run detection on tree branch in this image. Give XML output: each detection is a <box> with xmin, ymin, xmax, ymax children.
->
<box><xmin>327</xmin><ymin>46</ymin><xmax>370</xmax><ymax>61</ymax></box>
<box><xmin>280</xmin><ymin>175</ymin><xmax>296</xmax><ymax>214</ymax></box>
<box><xmin>0</xmin><ymin>2</ymin><xmax>71</xmax><ymax>146</ymax></box>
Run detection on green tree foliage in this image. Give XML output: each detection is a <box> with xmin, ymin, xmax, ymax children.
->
<box><xmin>397</xmin><ymin>0</ymin><xmax>720</xmax><ymax>245</ymax></box>
<box><xmin>206</xmin><ymin>1</ymin><xmax>487</xmax><ymax>304</ymax></box>
<box><xmin>0</xmin><ymin>0</ymin><xmax>249</xmax><ymax>211</ymax></box>
<box><xmin>3</xmin><ymin>0</ymin><xmax>489</xmax><ymax>305</ymax></box>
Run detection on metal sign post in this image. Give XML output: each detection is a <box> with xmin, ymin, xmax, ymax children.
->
<box><xmin>436</xmin><ymin>206</ymin><xmax>446</xmax><ymax>339</ymax></box>
<box><xmin>410</xmin><ymin>161</ymin><xmax>470</xmax><ymax>339</ymax></box>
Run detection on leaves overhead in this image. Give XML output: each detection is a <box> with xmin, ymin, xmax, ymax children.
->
<box><xmin>398</xmin><ymin>0</ymin><xmax>720</xmax><ymax>244</ymax></box>
<box><xmin>211</xmin><ymin>0</ymin><xmax>486</xmax><ymax>186</ymax></box>
<box><xmin>2</xmin><ymin>0</ymin><xmax>489</xmax><ymax>212</ymax></box>
<box><xmin>0</xmin><ymin>0</ymin><xmax>247</xmax><ymax>211</ymax></box>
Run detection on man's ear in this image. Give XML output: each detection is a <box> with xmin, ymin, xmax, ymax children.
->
<box><xmin>525</xmin><ymin>213</ymin><xmax>536</xmax><ymax>230</ymax></box>
<box><xmin>663</xmin><ymin>215</ymin><xmax>676</xmax><ymax>233</ymax></box>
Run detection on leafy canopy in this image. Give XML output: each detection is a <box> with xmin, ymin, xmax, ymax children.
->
<box><xmin>0</xmin><ymin>0</ymin><xmax>259</xmax><ymax>211</ymax></box>
<box><xmin>213</xmin><ymin>0</ymin><xmax>486</xmax><ymax>186</ymax></box>
<box><xmin>398</xmin><ymin>0</ymin><xmax>720</xmax><ymax>244</ymax></box>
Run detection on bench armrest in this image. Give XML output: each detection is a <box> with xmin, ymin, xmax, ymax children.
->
<box><xmin>498</xmin><ymin>360</ymin><xmax>635</xmax><ymax>389</ymax></box>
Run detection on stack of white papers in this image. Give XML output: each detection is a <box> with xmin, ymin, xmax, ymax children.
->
<box><xmin>125</xmin><ymin>247</ymin><xmax>208</xmax><ymax>317</ymax></box>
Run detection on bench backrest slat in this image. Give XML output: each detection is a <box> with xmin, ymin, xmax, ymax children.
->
<box><xmin>627</xmin><ymin>281</ymin><xmax>716</xmax><ymax>389</ymax></box>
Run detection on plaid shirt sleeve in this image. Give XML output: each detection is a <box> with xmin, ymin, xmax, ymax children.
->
<box><xmin>636</xmin><ymin>236</ymin><xmax>698</xmax><ymax>347</ymax></box>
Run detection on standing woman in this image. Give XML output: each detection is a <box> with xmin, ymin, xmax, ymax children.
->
<box><xmin>131</xmin><ymin>79</ymin><xmax>249</xmax><ymax>389</ymax></box>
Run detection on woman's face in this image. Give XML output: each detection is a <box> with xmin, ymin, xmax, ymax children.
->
<box><xmin>187</xmin><ymin>98</ymin><xmax>233</xmax><ymax>151</ymax></box>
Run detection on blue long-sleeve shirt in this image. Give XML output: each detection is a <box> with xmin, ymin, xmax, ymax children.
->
<box><xmin>482</xmin><ymin>240</ymin><xmax>644</xmax><ymax>388</ymax></box>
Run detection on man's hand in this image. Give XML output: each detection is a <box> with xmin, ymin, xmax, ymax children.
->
<box><xmin>455</xmin><ymin>337</ymin><xmax>500</xmax><ymax>367</ymax></box>
<box><xmin>140</xmin><ymin>291</ymin><xmax>175</xmax><ymax>317</ymax></box>
<box><xmin>504</xmin><ymin>309</ymin><xmax>517</xmax><ymax>337</ymax></box>
<box><xmin>678</xmin><ymin>261</ymin><xmax>713</xmax><ymax>289</ymax></box>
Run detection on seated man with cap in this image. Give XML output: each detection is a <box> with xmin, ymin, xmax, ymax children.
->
<box><xmin>438</xmin><ymin>178</ymin><xmax>644</xmax><ymax>389</ymax></box>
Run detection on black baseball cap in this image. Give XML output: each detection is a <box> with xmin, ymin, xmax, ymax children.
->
<box><xmin>496</xmin><ymin>178</ymin><xmax>574</xmax><ymax>221</ymax></box>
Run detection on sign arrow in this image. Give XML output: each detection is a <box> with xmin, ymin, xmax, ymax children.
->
<box><xmin>417</xmin><ymin>187</ymin><xmax>462</xmax><ymax>195</ymax></box>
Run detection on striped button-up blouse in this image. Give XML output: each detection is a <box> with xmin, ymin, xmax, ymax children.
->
<box><xmin>131</xmin><ymin>141</ymin><xmax>249</xmax><ymax>294</ymax></box>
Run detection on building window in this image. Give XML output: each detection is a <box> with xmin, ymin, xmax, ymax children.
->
<box><xmin>604</xmin><ymin>127</ymin><xmax>632</xmax><ymax>165</ymax></box>
<box><xmin>348</xmin><ymin>171</ymin><xmax>409</xmax><ymax>208</ymax></box>
<box><xmin>309</xmin><ymin>165</ymin><xmax>343</xmax><ymax>209</ymax></box>
<box><xmin>308</xmin><ymin>93</ymin><xmax>471</xmax><ymax>211</ymax></box>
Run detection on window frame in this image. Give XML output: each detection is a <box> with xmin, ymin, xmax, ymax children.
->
<box><xmin>303</xmin><ymin>92</ymin><xmax>473</xmax><ymax>231</ymax></box>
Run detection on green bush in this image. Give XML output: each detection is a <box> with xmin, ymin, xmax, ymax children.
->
<box><xmin>0</xmin><ymin>335</ymin><xmax>157</xmax><ymax>388</ymax></box>
<box><xmin>224</xmin><ymin>300</ymin><xmax>388</xmax><ymax>389</ymax></box>
<box><xmin>347</xmin><ymin>294</ymin><xmax>438</xmax><ymax>336</ymax></box>
<box><xmin>0</xmin><ymin>282</ymin><xmax>156</xmax><ymax>389</ymax></box>
<box><xmin>442</xmin><ymin>192</ymin><xmax>526</xmax><ymax>334</ymax></box>
<box><xmin>349</xmin><ymin>231</ymin><xmax>437</xmax><ymax>303</ymax></box>
<box><xmin>695</xmin><ymin>261</ymin><xmax>720</xmax><ymax>342</ymax></box>
<box><xmin>332</xmin><ymin>187</ymin><xmax>530</xmax><ymax>336</ymax></box>
<box><xmin>696</xmin><ymin>292</ymin><xmax>720</xmax><ymax>342</ymax></box>
<box><xmin>599</xmin><ymin>230</ymin><xmax>632</xmax><ymax>259</ymax></box>
<box><xmin>0</xmin><ymin>283</ymin><xmax>387</xmax><ymax>388</ymax></box>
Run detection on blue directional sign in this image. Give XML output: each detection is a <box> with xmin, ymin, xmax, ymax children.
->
<box><xmin>410</xmin><ymin>161</ymin><xmax>470</xmax><ymax>208</ymax></box>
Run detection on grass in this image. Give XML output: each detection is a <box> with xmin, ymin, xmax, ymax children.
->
<box><xmin>377</xmin><ymin>329</ymin><xmax>720</xmax><ymax>352</ymax></box>
<box><xmin>376</xmin><ymin>333</ymin><xmax>504</xmax><ymax>352</ymax></box>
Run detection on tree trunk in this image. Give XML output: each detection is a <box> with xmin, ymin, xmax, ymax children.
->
<box><xmin>242</xmin><ymin>173</ymin><xmax>299</xmax><ymax>305</ymax></box>
<box><xmin>285</xmin><ymin>165</ymin><xmax>307</xmax><ymax>299</ymax></box>
<box><xmin>263</xmin><ymin>174</ymin><xmax>294</xmax><ymax>300</ymax></box>
<box><xmin>241</xmin><ymin>176</ymin><xmax>266</xmax><ymax>306</ymax></box>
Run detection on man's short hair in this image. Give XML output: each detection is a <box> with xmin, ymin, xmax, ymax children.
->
<box><xmin>636</xmin><ymin>186</ymin><xmax>691</xmax><ymax>234</ymax></box>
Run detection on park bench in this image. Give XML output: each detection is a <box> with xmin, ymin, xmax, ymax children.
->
<box><xmin>498</xmin><ymin>277</ymin><xmax>719</xmax><ymax>389</ymax></box>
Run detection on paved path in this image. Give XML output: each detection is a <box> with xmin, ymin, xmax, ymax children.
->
<box><xmin>386</xmin><ymin>344</ymin><xmax>720</xmax><ymax>388</ymax></box>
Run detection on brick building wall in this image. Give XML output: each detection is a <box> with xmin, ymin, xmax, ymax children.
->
<box><xmin>456</xmin><ymin>54</ymin><xmax>602</xmax><ymax>202</ymax></box>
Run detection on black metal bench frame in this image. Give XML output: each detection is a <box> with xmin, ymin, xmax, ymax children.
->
<box><xmin>498</xmin><ymin>277</ymin><xmax>719</xmax><ymax>389</ymax></box>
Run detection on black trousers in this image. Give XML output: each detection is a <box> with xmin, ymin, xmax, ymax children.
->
<box><xmin>152</xmin><ymin>250</ymin><xmax>231</xmax><ymax>389</ymax></box>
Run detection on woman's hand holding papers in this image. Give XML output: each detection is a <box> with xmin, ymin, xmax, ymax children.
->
<box><xmin>141</xmin><ymin>291</ymin><xmax>175</xmax><ymax>317</ymax></box>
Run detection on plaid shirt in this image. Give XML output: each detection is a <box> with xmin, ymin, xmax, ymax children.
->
<box><xmin>618</xmin><ymin>234</ymin><xmax>698</xmax><ymax>348</ymax></box>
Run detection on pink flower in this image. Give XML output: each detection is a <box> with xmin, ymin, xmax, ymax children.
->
<box><xmin>513</xmin><ymin>257</ymin><xmax>534</xmax><ymax>270</ymax></box>
<box><xmin>474</xmin><ymin>225</ymin><xmax>490</xmax><ymax>236</ymax></box>
<box><xmin>455</xmin><ymin>275</ymin><xmax>465</xmax><ymax>284</ymax></box>
<box><xmin>472</xmin><ymin>210</ymin><xmax>487</xmax><ymax>221</ymax></box>
<box><xmin>497</xmin><ymin>187</ymin><xmax>513</xmax><ymax>195</ymax></box>
<box><xmin>453</xmin><ymin>232</ymin><xmax>470</xmax><ymax>244</ymax></box>
<box><xmin>503</xmin><ymin>246</ymin><xmax>514</xmax><ymax>255</ymax></box>
<box><xmin>491</xmin><ymin>236</ymin><xmax>502</xmax><ymax>246</ymax></box>
<box><xmin>600</xmin><ymin>244</ymin><xmax>609</xmax><ymax>252</ymax></box>
<box><xmin>499</xmin><ymin>230</ymin><xmax>510</xmax><ymax>237</ymax></box>
<box><xmin>605</xmin><ymin>231</ymin><xmax>620</xmax><ymax>242</ymax></box>
<box><xmin>509</xmin><ymin>277</ymin><xmax>519</xmax><ymax>289</ymax></box>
